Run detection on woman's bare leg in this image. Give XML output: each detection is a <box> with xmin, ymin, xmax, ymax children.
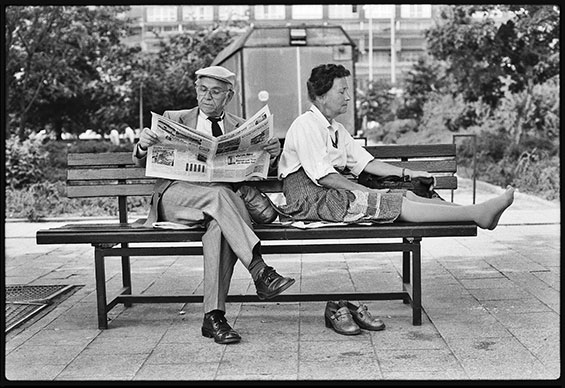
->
<box><xmin>398</xmin><ymin>186</ymin><xmax>515</xmax><ymax>230</ymax></box>
<box><xmin>404</xmin><ymin>190</ymin><xmax>461</xmax><ymax>206</ymax></box>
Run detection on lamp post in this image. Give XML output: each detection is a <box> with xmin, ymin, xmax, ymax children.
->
<box><xmin>364</xmin><ymin>5</ymin><xmax>375</xmax><ymax>85</ymax></box>
<box><xmin>369</xmin><ymin>14</ymin><xmax>373</xmax><ymax>83</ymax></box>
<box><xmin>390</xmin><ymin>8</ymin><xmax>396</xmax><ymax>85</ymax></box>
<box><xmin>139</xmin><ymin>83</ymin><xmax>143</xmax><ymax>131</ymax></box>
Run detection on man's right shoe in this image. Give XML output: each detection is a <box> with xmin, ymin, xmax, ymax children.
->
<box><xmin>201</xmin><ymin>310</ymin><xmax>241</xmax><ymax>344</ymax></box>
<box><xmin>324</xmin><ymin>301</ymin><xmax>361</xmax><ymax>335</ymax></box>
<box><xmin>254</xmin><ymin>266</ymin><xmax>295</xmax><ymax>300</ymax></box>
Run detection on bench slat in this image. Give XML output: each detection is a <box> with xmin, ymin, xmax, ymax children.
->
<box><xmin>384</xmin><ymin>160</ymin><xmax>456</xmax><ymax>173</ymax></box>
<box><xmin>365</xmin><ymin>144</ymin><xmax>456</xmax><ymax>158</ymax></box>
<box><xmin>66</xmin><ymin>184</ymin><xmax>155</xmax><ymax>198</ymax></box>
<box><xmin>68</xmin><ymin>152</ymin><xmax>135</xmax><ymax>167</ymax></box>
<box><xmin>68</xmin><ymin>168</ymin><xmax>150</xmax><ymax>181</ymax></box>
<box><xmin>65</xmin><ymin>175</ymin><xmax>457</xmax><ymax>196</ymax></box>
<box><xmin>36</xmin><ymin>221</ymin><xmax>477</xmax><ymax>245</ymax></box>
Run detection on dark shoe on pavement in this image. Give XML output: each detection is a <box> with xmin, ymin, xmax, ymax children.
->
<box><xmin>201</xmin><ymin>310</ymin><xmax>241</xmax><ymax>344</ymax></box>
<box><xmin>254</xmin><ymin>266</ymin><xmax>295</xmax><ymax>300</ymax></box>
<box><xmin>324</xmin><ymin>301</ymin><xmax>361</xmax><ymax>335</ymax></box>
<box><xmin>339</xmin><ymin>300</ymin><xmax>385</xmax><ymax>331</ymax></box>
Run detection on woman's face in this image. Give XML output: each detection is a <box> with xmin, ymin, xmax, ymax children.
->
<box><xmin>319</xmin><ymin>77</ymin><xmax>351</xmax><ymax>120</ymax></box>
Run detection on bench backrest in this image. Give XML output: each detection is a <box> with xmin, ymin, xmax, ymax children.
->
<box><xmin>66</xmin><ymin>143</ymin><xmax>458</xmax><ymax>221</ymax></box>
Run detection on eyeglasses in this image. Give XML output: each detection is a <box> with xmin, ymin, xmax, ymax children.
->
<box><xmin>195</xmin><ymin>84</ymin><xmax>231</xmax><ymax>98</ymax></box>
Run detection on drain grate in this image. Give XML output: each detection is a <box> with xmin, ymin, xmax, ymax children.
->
<box><xmin>5</xmin><ymin>284</ymin><xmax>78</xmax><ymax>333</ymax></box>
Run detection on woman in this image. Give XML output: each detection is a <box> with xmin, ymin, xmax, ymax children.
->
<box><xmin>278</xmin><ymin>63</ymin><xmax>514</xmax><ymax>229</ymax></box>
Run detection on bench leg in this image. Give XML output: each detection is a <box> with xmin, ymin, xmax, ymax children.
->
<box><xmin>412</xmin><ymin>238</ymin><xmax>422</xmax><ymax>325</ymax></box>
<box><xmin>94</xmin><ymin>247</ymin><xmax>109</xmax><ymax>329</ymax></box>
<box><xmin>121</xmin><ymin>243</ymin><xmax>132</xmax><ymax>308</ymax></box>
<box><xmin>402</xmin><ymin>238</ymin><xmax>411</xmax><ymax>304</ymax></box>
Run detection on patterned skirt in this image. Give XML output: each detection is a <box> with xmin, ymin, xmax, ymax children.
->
<box><xmin>280</xmin><ymin>168</ymin><xmax>404</xmax><ymax>223</ymax></box>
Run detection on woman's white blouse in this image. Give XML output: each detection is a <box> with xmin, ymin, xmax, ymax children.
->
<box><xmin>278</xmin><ymin>105</ymin><xmax>374</xmax><ymax>185</ymax></box>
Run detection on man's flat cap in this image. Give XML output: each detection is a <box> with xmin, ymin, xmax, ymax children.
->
<box><xmin>195</xmin><ymin>66</ymin><xmax>236</xmax><ymax>88</ymax></box>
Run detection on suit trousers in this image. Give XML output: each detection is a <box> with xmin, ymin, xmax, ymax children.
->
<box><xmin>158</xmin><ymin>181</ymin><xmax>259</xmax><ymax>313</ymax></box>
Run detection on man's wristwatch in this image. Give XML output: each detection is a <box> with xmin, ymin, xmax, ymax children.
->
<box><xmin>138</xmin><ymin>143</ymin><xmax>147</xmax><ymax>152</ymax></box>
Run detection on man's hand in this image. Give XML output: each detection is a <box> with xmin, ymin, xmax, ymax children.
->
<box><xmin>263</xmin><ymin>137</ymin><xmax>281</xmax><ymax>159</ymax></box>
<box><xmin>138</xmin><ymin>127</ymin><xmax>160</xmax><ymax>150</ymax></box>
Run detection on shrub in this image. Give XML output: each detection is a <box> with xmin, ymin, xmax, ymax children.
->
<box><xmin>68</xmin><ymin>139</ymin><xmax>134</xmax><ymax>153</ymax></box>
<box><xmin>512</xmin><ymin>152</ymin><xmax>559</xmax><ymax>201</ymax></box>
<box><xmin>5</xmin><ymin>181</ymin><xmax>151</xmax><ymax>221</ymax></box>
<box><xmin>5</xmin><ymin>133</ymin><xmax>50</xmax><ymax>189</ymax></box>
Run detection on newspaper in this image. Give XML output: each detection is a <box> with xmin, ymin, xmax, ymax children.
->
<box><xmin>145</xmin><ymin>105</ymin><xmax>273</xmax><ymax>182</ymax></box>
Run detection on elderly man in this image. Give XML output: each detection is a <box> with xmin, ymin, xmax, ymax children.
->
<box><xmin>133</xmin><ymin>66</ymin><xmax>295</xmax><ymax>344</ymax></box>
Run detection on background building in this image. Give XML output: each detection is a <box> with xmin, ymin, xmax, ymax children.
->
<box><xmin>125</xmin><ymin>4</ymin><xmax>438</xmax><ymax>88</ymax></box>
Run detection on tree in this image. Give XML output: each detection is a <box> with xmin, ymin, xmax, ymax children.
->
<box><xmin>131</xmin><ymin>26</ymin><xmax>237</xmax><ymax>129</ymax></box>
<box><xmin>357</xmin><ymin>79</ymin><xmax>396</xmax><ymax>125</ymax></box>
<box><xmin>5</xmin><ymin>5</ymin><xmax>132</xmax><ymax>140</ymax></box>
<box><xmin>425</xmin><ymin>5</ymin><xmax>559</xmax><ymax>110</ymax></box>
<box><xmin>398</xmin><ymin>55</ymin><xmax>449</xmax><ymax>120</ymax></box>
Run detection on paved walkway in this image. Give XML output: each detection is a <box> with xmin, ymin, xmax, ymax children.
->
<box><xmin>3</xmin><ymin>179</ymin><xmax>561</xmax><ymax>382</ymax></box>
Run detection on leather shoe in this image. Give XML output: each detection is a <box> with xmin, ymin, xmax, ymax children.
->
<box><xmin>254</xmin><ymin>266</ymin><xmax>295</xmax><ymax>300</ymax></box>
<box><xmin>324</xmin><ymin>301</ymin><xmax>361</xmax><ymax>335</ymax></box>
<box><xmin>339</xmin><ymin>300</ymin><xmax>385</xmax><ymax>331</ymax></box>
<box><xmin>201</xmin><ymin>310</ymin><xmax>241</xmax><ymax>344</ymax></box>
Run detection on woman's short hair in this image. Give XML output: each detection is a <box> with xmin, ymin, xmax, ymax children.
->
<box><xmin>307</xmin><ymin>64</ymin><xmax>351</xmax><ymax>101</ymax></box>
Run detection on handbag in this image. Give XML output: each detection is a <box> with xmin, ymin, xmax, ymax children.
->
<box><xmin>236</xmin><ymin>185</ymin><xmax>282</xmax><ymax>224</ymax></box>
<box><xmin>357</xmin><ymin>172</ymin><xmax>444</xmax><ymax>200</ymax></box>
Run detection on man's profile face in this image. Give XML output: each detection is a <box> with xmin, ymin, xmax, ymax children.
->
<box><xmin>195</xmin><ymin>76</ymin><xmax>233</xmax><ymax>117</ymax></box>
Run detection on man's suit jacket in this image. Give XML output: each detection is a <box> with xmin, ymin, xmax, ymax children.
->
<box><xmin>133</xmin><ymin>107</ymin><xmax>246</xmax><ymax>226</ymax></box>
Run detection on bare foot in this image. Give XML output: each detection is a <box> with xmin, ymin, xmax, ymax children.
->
<box><xmin>474</xmin><ymin>186</ymin><xmax>515</xmax><ymax>229</ymax></box>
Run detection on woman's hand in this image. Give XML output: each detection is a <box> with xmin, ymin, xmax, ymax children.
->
<box><xmin>406</xmin><ymin>169</ymin><xmax>432</xmax><ymax>179</ymax></box>
<box><xmin>263</xmin><ymin>137</ymin><xmax>281</xmax><ymax>159</ymax></box>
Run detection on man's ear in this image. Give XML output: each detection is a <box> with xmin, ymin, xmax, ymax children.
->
<box><xmin>225</xmin><ymin>89</ymin><xmax>235</xmax><ymax>103</ymax></box>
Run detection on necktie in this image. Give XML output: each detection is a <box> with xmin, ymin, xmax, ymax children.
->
<box><xmin>331</xmin><ymin>131</ymin><xmax>338</xmax><ymax>148</ymax></box>
<box><xmin>329</xmin><ymin>126</ymin><xmax>338</xmax><ymax>148</ymax></box>
<box><xmin>208</xmin><ymin>116</ymin><xmax>223</xmax><ymax>137</ymax></box>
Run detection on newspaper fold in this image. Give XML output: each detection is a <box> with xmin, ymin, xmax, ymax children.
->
<box><xmin>145</xmin><ymin>105</ymin><xmax>273</xmax><ymax>182</ymax></box>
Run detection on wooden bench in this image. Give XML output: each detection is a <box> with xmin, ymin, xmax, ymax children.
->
<box><xmin>35</xmin><ymin>144</ymin><xmax>477</xmax><ymax>329</ymax></box>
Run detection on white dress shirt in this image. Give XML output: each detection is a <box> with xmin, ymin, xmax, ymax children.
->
<box><xmin>197</xmin><ymin>110</ymin><xmax>224</xmax><ymax>136</ymax></box>
<box><xmin>278</xmin><ymin>104</ymin><xmax>373</xmax><ymax>185</ymax></box>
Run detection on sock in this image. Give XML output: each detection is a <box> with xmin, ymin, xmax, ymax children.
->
<box><xmin>248</xmin><ymin>244</ymin><xmax>267</xmax><ymax>281</ymax></box>
<box><xmin>204</xmin><ymin>309</ymin><xmax>224</xmax><ymax>318</ymax></box>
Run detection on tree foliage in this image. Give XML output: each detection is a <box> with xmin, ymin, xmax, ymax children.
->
<box><xmin>5</xmin><ymin>6</ymin><xmax>239</xmax><ymax>139</ymax></box>
<box><xmin>134</xmin><ymin>26</ymin><xmax>236</xmax><ymax>129</ymax></box>
<box><xmin>397</xmin><ymin>55</ymin><xmax>450</xmax><ymax>120</ymax></box>
<box><xmin>5</xmin><ymin>5</ymin><xmax>132</xmax><ymax>140</ymax></box>
<box><xmin>425</xmin><ymin>5</ymin><xmax>559</xmax><ymax>109</ymax></box>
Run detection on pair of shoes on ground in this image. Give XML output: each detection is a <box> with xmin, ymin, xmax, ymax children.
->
<box><xmin>202</xmin><ymin>266</ymin><xmax>295</xmax><ymax>344</ymax></box>
<box><xmin>324</xmin><ymin>300</ymin><xmax>385</xmax><ymax>335</ymax></box>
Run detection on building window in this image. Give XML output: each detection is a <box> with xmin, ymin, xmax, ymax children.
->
<box><xmin>182</xmin><ymin>6</ymin><xmax>213</xmax><ymax>21</ymax></box>
<box><xmin>219</xmin><ymin>5</ymin><xmax>249</xmax><ymax>21</ymax></box>
<box><xmin>328</xmin><ymin>5</ymin><xmax>357</xmax><ymax>19</ymax></box>
<box><xmin>291</xmin><ymin>5</ymin><xmax>323</xmax><ymax>19</ymax></box>
<box><xmin>364</xmin><ymin>4</ymin><xmax>395</xmax><ymax>19</ymax></box>
<box><xmin>146</xmin><ymin>6</ymin><xmax>178</xmax><ymax>22</ymax></box>
<box><xmin>400</xmin><ymin>4</ymin><xmax>432</xmax><ymax>18</ymax></box>
<box><xmin>254</xmin><ymin>5</ymin><xmax>285</xmax><ymax>20</ymax></box>
<box><xmin>398</xmin><ymin>50</ymin><xmax>423</xmax><ymax>63</ymax></box>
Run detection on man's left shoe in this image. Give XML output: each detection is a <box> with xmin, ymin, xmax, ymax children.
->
<box><xmin>339</xmin><ymin>300</ymin><xmax>385</xmax><ymax>331</ymax></box>
<box><xmin>201</xmin><ymin>310</ymin><xmax>241</xmax><ymax>344</ymax></box>
<box><xmin>254</xmin><ymin>266</ymin><xmax>295</xmax><ymax>300</ymax></box>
